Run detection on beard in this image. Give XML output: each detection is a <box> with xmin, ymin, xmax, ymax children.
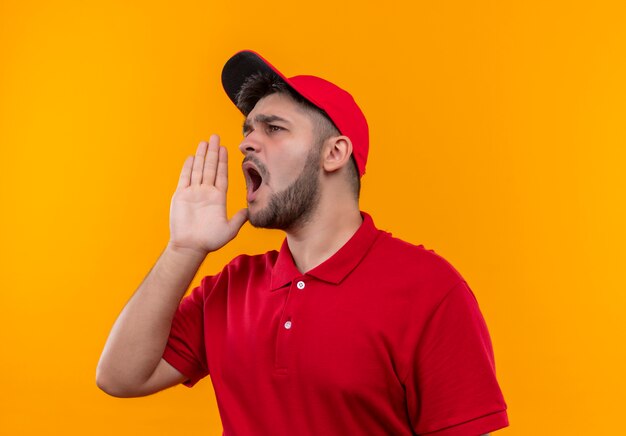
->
<box><xmin>248</xmin><ymin>144</ymin><xmax>322</xmax><ymax>231</ymax></box>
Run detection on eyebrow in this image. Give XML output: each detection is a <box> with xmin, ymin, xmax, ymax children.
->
<box><xmin>242</xmin><ymin>114</ymin><xmax>291</xmax><ymax>135</ymax></box>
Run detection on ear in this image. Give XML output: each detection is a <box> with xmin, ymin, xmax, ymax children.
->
<box><xmin>322</xmin><ymin>135</ymin><xmax>353</xmax><ymax>173</ymax></box>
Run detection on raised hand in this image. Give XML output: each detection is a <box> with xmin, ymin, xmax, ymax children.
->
<box><xmin>168</xmin><ymin>135</ymin><xmax>248</xmax><ymax>256</ymax></box>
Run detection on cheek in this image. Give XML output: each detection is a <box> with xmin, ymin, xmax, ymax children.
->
<box><xmin>268</xmin><ymin>153</ymin><xmax>307</xmax><ymax>186</ymax></box>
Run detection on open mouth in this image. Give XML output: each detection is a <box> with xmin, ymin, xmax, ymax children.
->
<box><xmin>242</xmin><ymin>159</ymin><xmax>267</xmax><ymax>201</ymax></box>
<box><xmin>246</xmin><ymin>167</ymin><xmax>263</xmax><ymax>193</ymax></box>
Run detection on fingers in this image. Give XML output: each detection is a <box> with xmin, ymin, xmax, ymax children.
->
<box><xmin>214</xmin><ymin>146</ymin><xmax>229</xmax><ymax>192</ymax></box>
<box><xmin>177</xmin><ymin>155</ymin><xmax>194</xmax><ymax>189</ymax></box>
<box><xmin>190</xmin><ymin>141</ymin><xmax>208</xmax><ymax>185</ymax></box>
<box><xmin>200</xmin><ymin>135</ymin><xmax>220</xmax><ymax>186</ymax></box>
<box><xmin>180</xmin><ymin>135</ymin><xmax>228</xmax><ymax>189</ymax></box>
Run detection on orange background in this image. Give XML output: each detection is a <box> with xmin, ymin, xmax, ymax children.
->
<box><xmin>1</xmin><ymin>0</ymin><xmax>625</xmax><ymax>434</ymax></box>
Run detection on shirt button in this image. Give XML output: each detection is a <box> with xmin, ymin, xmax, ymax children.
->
<box><xmin>296</xmin><ymin>281</ymin><xmax>305</xmax><ymax>290</ymax></box>
<box><xmin>284</xmin><ymin>321</ymin><xmax>292</xmax><ymax>330</ymax></box>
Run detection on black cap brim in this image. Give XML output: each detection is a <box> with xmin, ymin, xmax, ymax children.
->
<box><xmin>221</xmin><ymin>50</ymin><xmax>290</xmax><ymax>112</ymax></box>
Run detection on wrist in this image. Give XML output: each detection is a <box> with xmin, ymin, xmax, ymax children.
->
<box><xmin>165</xmin><ymin>242</ymin><xmax>209</xmax><ymax>262</ymax></box>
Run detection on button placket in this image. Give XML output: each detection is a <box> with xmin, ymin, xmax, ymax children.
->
<box><xmin>274</xmin><ymin>278</ymin><xmax>307</xmax><ymax>373</ymax></box>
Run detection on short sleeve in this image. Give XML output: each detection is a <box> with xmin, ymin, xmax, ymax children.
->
<box><xmin>162</xmin><ymin>275</ymin><xmax>212</xmax><ymax>387</ymax></box>
<box><xmin>404</xmin><ymin>281</ymin><xmax>509</xmax><ymax>435</ymax></box>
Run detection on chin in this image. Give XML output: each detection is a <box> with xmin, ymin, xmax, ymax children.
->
<box><xmin>246</xmin><ymin>207</ymin><xmax>262</xmax><ymax>226</ymax></box>
<box><xmin>247</xmin><ymin>208</ymin><xmax>282</xmax><ymax>230</ymax></box>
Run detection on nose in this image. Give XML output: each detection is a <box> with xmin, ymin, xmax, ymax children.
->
<box><xmin>238</xmin><ymin>131</ymin><xmax>262</xmax><ymax>156</ymax></box>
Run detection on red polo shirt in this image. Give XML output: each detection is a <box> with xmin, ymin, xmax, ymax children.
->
<box><xmin>163</xmin><ymin>212</ymin><xmax>508</xmax><ymax>435</ymax></box>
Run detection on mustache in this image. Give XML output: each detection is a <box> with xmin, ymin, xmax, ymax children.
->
<box><xmin>242</xmin><ymin>155</ymin><xmax>269</xmax><ymax>179</ymax></box>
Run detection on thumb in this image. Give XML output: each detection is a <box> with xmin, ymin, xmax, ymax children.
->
<box><xmin>228</xmin><ymin>208</ymin><xmax>249</xmax><ymax>234</ymax></box>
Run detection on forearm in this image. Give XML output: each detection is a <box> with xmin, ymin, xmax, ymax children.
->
<box><xmin>97</xmin><ymin>137</ymin><xmax>246</xmax><ymax>396</ymax></box>
<box><xmin>96</xmin><ymin>244</ymin><xmax>206</xmax><ymax>391</ymax></box>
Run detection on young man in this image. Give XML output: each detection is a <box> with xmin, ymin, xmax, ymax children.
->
<box><xmin>97</xmin><ymin>50</ymin><xmax>509</xmax><ymax>435</ymax></box>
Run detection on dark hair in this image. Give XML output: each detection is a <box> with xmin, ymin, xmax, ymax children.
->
<box><xmin>236</xmin><ymin>72</ymin><xmax>360</xmax><ymax>198</ymax></box>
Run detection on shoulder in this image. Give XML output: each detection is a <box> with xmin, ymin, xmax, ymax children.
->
<box><xmin>366</xmin><ymin>230</ymin><xmax>466</xmax><ymax>300</ymax></box>
<box><xmin>357</xmin><ymin>230</ymin><xmax>465</xmax><ymax>311</ymax></box>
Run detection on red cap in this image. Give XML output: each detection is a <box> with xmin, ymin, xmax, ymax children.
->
<box><xmin>221</xmin><ymin>50</ymin><xmax>369</xmax><ymax>177</ymax></box>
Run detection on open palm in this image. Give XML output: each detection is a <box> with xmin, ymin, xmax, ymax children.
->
<box><xmin>169</xmin><ymin>135</ymin><xmax>248</xmax><ymax>256</ymax></box>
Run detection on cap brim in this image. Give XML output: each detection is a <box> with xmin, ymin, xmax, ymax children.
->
<box><xmin>221</xmin><ymin>50</ymin><xmax>291</xmax><ymax>111</ymax></box>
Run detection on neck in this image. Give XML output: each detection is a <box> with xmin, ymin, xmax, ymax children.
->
<box><xmin>285</xmin><ymin>197</ymin><xmax>362</xmax><ymax>273</ymax></box>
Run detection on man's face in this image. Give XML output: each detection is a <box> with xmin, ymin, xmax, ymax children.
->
<box><xmin>240</xmin><ymin>93</ymin><xmax>323</xmax><ymax>230</ymax></box>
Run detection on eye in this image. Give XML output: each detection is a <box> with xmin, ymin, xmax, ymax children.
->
<box><xmin>267</xmin><ymin>124</ymin><xmax>284</xmax><ymax>133</ymax></box>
